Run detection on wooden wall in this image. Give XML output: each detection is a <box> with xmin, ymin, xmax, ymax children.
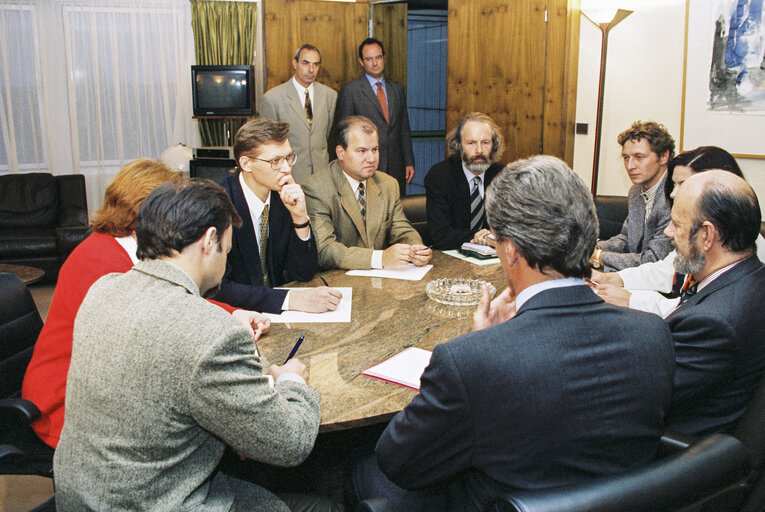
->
<box><xmin>446</xmin><ymin>0</ymin><xmax>579</xmax><ymax>166</ymax></box>
<box><xmin>263</xmin><ymin>0</ymin><xmax>407</xmax><ymax>98</ymax></box>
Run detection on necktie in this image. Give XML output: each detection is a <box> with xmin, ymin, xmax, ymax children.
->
<box><xmin>469</xmin><ymin>176</ymin><xmax>484</xmax><ymax>231</ymax></box>
<box><xmin>259</xmin><ymin>204</ymin><xmax>271</xmax><ymax>288</ymax></box>
<box><xmin>304</xmin><ymin>90</ymin><xmax>313</xmax><ymax>126</ymax></box>
<box><xmin>678</xmin><ymin>277</ymin><xmax>697</xmax><ymax>305</ymax></box>
<box><xmin>357</xmin><ymin>182</ymin><xmax>366</xmax><ymax>221</ymax></box>
<box><xmin>376</xmin><ymin>81</ymin><xmax>390</xmax><ymax>124</ymax></box>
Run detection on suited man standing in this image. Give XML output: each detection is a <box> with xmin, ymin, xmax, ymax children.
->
<box><xmin>303</xmin><ymin>116</ymin><xmax>430</xmax><ymax>270</ymax></box>
<box><xmin>664</xmin><ymin>170</ymin><xmax>765</xmax><ymax>435</ymax></box>
<box><xmin>425</xmin><ymin>112</ymin><xmax>505</xmax><ymax>249</ymax></box>
<box><xmin>592</xmin><ymin>121</ymin><xmax>675</xmax><ymax>271</ymax></box>
<box><xmin>347</xmin><ymin>156</ymin><xmax>675</xmax><ymax>512</ymax></box>
<box><xmin>215</xmin><ymin>118</ymin><xmax>342</xmax><ymax>313</ymax></box>
<box><xmin>260</xmin><ymin>44</ymin><xmax>337</xmax><ymax>184</ymax></box>
<box><xmin>334</xmin><ymin>37</ymin><xmax>414</xmax><ymax>197</ymax></box>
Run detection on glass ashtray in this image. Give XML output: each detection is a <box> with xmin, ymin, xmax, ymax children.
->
<box><xmin>425</xmin><ymin>278</ymin><xmax>496</xmax><ymax>306</ymax></box>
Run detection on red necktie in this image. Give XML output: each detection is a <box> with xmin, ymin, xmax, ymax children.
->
<box><xmin>376</xmin><ymin>81</ymin><xmax>389</xmax><ymax>124</ymax></box>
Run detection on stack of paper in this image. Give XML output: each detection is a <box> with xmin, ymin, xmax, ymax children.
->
<box><xmin>362</xmin><ymin>347</ymin><xmax>432</xmax><ymax>390</ymax></box>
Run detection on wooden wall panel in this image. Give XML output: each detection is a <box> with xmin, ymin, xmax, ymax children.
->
<box><xmin>543</xmin><ymin>0</ymin><xmax>580</xmax><ymax>165</ymax></box>
<box><xmin>371</xmin><ymin>3</ymin><xmax>408</xmax><ymax>88</ymax></box>
<box><xmin>447</xmin><ymin>0</ymin><xmax>549</xmax><ymax>165</ymax></box>
<box><xmin>263</xmin><ymin>0</ymin><xmax>368</xmax><ymax>94</ymax></box>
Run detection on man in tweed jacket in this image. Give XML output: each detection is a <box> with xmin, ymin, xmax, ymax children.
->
<box><xmin>592</xmin><ymin>121</ymin><xmax>675</xmax><ymax>271</ymax></box>
<box><xmin>54</xmin><ymin>180</ymin><xmax>337</xmax><ymax>511</ymax></box>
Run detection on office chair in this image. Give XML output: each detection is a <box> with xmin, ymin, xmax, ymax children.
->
<box><xmin>0</xmin><ymin>272</ymin><xmax>55</xmax><ymax>478</ymax></box>
<box><xmin>355</xmin><ymin>434</ymin><xmax>750</xmax><ymax>512</ymax></box>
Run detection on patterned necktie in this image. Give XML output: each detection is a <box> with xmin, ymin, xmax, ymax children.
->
<box><xmin>259</xmin><ymin>204</ymin><xmax>271</xmax><ymax>288</ymax></box>
<box><xmin>469</xmin><ymin>176</ymin><xmax>484</xmax><ymax>231</ymax></box>
<box><xmin>678</xmin><ymin>276</ymin><xmax>697</xmax><ymax>305</ymax></box>
<box><xmin>357</xmin><ymin>182</ymin><xmax>366</xmax><ymax>221</ymax></box>
<box><xmin>376</xmin><ymin>81</ymin><xmax>390</xmax><ymax>124</ymax></box>
<box><xmin>304</xmin><ymin>90</ymin><xmax>313</xmax><ymax>126</ymax></box>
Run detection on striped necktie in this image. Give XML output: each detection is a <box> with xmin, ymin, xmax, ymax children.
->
<box><xmin>259</xmin><ymin>204</ymin><xmax>271</xmax><ymax>288</ymax></box>
<box><xmin>357</xmin><ymin>182</ymin><xmax>366</xmax><ymax>221</ymax></box>
<box><xmin>469</xmin><ymin>176</ymin><xmax>484</xmax><ymax>231</ymax></box>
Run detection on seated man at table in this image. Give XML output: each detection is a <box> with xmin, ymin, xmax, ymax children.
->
<box><xmin>663</xmin><ymin>170</ymin><xmax>765</xmax><ymax>435</ymax></box>
<box><xmin>347</xmin><ymin>156</ymin><xmax>675</xmax><ymax>512</ymax></box>
<box><xmin>302</xmin><ymin>115</ymin><xmax>432</xmax><ymax>270</ymax></box>
<box><xmin>54</xmin><ymin>179</ymin><xmax>339</xmax><ymax>511</ymax></box>
<box><xmin>216</xmin><ymin>117</ymin><xmax>342</xmax><ymax>313</ymax></box>
<box><xmin>425</xmin><ymin>112</ymin><xmax>505</xmax><ymax>249</ymax></box>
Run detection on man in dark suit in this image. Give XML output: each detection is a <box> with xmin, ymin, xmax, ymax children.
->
<box><xmin>592</xmin><ymin>121</ymin><xmax>675</xmax><ymax>271</ymax></box>
<box><xmin>664</xmin><ymin>170</ymin><xmax>765</xmax><ymax>435</ymax></box>
<box><xmin>215</xmin><ymin>118</ymin><xmax>342</xmax><ymax>313</ymax></box>
<box><xmin>347</xmin><ymin>156</ymin><xmax>675</xmax><ymax>512</ymax></box>
<box><xmin>424</xmin><ymin>112</ymin><xmax>505</xmax><ymax>249</ymax></box>
<box><xmin>334</xmin><ymin>37</ymin><xmax>414</xmax><ymax>197</ymax></box>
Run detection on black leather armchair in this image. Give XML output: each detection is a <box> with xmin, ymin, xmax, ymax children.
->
<box><xmin>400</xmin><ymin>193</ymin><xmax>427</xmax><ymax>243</ymax></box>
<box><xmin>0</xmin><ymin>173</ymin><xmax>89</xmax><ymax>282</ymax></box>
<box><xmin>0</xmin><ymin>272</ymin><xmax>55</xmax><ymax>479</ymax></box>
<box><xmin>593</xmin><ymin>195</ymin><xmax>628</xmax><ymax>241</ymax></box>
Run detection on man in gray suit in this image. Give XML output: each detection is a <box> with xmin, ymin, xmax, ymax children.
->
<box><xmin>260</xmin><ymin>44</ymin><xmax>337</xmax><ymax>184</ymax></box>
<box><xmin>54</xmin><ymin>180</ymin><xmax>339</xmax><ymax>511</ymax></box>
<box><xmin>347</xmin><ymin>156</ymin><xmax>675</xmax><ymax>511</ymax></box>
<box><xmin>592</xmin><ymin>121</ymin><xmax>675</xmax><ymax>271</ymax></box>
<box><xmin>303</xmin><ymin>116</ymin><xmax>430</xmax><ymax>270</ymax></box>
<box><xmin>334</xmin><ymin>37</ymin><xmax>414</xmax><ymax>197</ymax></box>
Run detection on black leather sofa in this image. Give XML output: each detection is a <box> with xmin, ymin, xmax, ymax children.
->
<box><xmin>0</xmin><ymin>173</ymin><xmax>89</xmax><ymax>283</ymax></box>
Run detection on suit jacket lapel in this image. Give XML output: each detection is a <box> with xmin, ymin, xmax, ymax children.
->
<box><xmin>286</xmin><ymin>83</ymin><xmax>310</xmax><ymax>130</ymax></box>
<box><xmin>333</xmin><ymin>163</ymin><xmax>369</xmax><ymax>246</ymax></box>
<box><xmin>360</xmin><ymin>76</ymin><xmax>386</xmax><ymax>126</ymax></box>
<box><xmin>230</xmin><ymin>175</ymin><xmax>262</xmax><ymax>280</ymax></box>
<box><xmin>364</xmin><ymin>176</ymin><xmax>384</xmax><ymax>244</ymax></box>
<box><xmin>629</xmin><ymin>188</ymin><xmax>646</xmax><ymax>250</ymax></box>
<box><xmin>385</xmin><ymin>79</ymin><xmax>397</xmax><ymax>126</ymax></box>
<box><xmin>676</xmin><ymin>255</ymin><xmax>763</xmax><ymax>310</ymax></box>
<box><xmin>450</xmin><ymin>157</ymin><xmax>471</xmax><ymax>216</ymax></box>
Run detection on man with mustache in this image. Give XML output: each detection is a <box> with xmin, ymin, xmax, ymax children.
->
<box><xmin>424</xmin><ymin>112</ymin><xmax>506</xmax><ymax>249</ymax></box>
<box><xmin>664</xmin><ymin>170</ymin><xmax>765</xmax><ymax>435</ymax></box>
<box><xmin>260</xmin><ymin>44</ymin><xmax>337</xmax><ymax>184</ymax></box>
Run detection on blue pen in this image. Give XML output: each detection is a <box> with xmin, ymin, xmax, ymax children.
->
<box><xmin>284</xmin><ymin>334</ymin><xmax>305</xmax><ymax>364</ymax></box>
<box><xmin>320</xmin><ymin>275</ymin><xmax>329</xmax><ymax>287</ymax></box>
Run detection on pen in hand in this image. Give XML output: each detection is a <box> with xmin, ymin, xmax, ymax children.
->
<box><xmin>320</xmin><ymin>275</ymin><xmax>329</xmax><ymax>287</ymax></box>
<box><xmin>284</xmin><ymin>334</ymin><xmax>305</xmax><ymax>364</ymax></box>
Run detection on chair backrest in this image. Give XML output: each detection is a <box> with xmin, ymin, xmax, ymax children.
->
<box><xmin>594</xmin><ymin>195</ymin><xmax>628</xmax><ymax>240</ymax></box>
<box><xmin>734</xmin><ymin>374</ymin><xmax>765</xmax><ymax>512</ymax></box>
<box><xmin>400</xmin><ymin>194</ymin><xmax>427</xmax><ymax>242</ymax></box>
<box><xmin>486</xmin><ymin>434</ymin><xmax>750</xmax><ymax>512</ymax></box>
<box><xmin>0</xmin><ymin>272</ymin><xmax>43</xmax><ymax>399</ymax></box>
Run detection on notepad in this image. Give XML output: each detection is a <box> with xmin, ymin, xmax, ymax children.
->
<box><xmin>362</xmin><ymin>347</ymin><xmax>432</xmax><ymax>390</ymax></box>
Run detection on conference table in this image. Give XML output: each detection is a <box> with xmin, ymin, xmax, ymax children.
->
<box><xmin>257</xmin><ymin>250</ymin><xmax>506</xmax><ymax>433</ymax></box>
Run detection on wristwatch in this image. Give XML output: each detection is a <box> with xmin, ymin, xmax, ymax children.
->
<box><xmin>592</xmin><ymin>248</ymin><xmax>603</xmax><ymax>269</ymax></box>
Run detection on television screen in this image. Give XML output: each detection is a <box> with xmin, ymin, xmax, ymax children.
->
<box><xmin>189</xmin><ymin>158</ymin><xmax>237</xmax><ymax>184</ymax></box>
<box><xmin>191</xmin><ymin>65</ymin><xmax>254</xmax><ymax>117</ymax></box>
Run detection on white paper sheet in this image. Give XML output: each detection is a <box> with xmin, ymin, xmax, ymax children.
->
<box><xmin>345</xmin><ymin>264</ymin><xmax>433</xmax><ymax>281</ymax></box>
<box><xmin>443</xmin><ymin>249</ymin><xmax>500</xmax><ymax>266</ymax></box>
<box><xmin>263</xmin><ymin>287</ymin><xmax>352</xmax><ymax>323</ymax></box>
<box><xmin>362</xmin><ymin>347</ymin><xmax>432</xmax><ymax>390</ymax></box>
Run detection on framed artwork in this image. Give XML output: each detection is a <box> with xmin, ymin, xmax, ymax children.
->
<box><xmin>681</xmin><ymin>0</ymin><xmax>765</xmax><ymax>157</ymax></box>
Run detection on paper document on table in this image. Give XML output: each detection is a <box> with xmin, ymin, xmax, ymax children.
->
<box><xmin>362</xmin><ymin>347</ymin><xmax>432</xmax><ymax>390</ymax></box>
<box><xmin>263</xmin><ymin>287</ymin><xmax>352</xmax><ymax>323</ymax></box>
<box><xmin>346</xmin><ymin>264</ymin><xmax>432</xmax><ymax>281</ymax></box>
<box><xmin>443</xmin><ymin>249</ymin><xmax>500</xmax><ymax>266</ymax></box>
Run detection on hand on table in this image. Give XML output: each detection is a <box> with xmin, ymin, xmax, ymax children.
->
<box><xmin>269</xmin><ymin>357</ymin><xmax>309</xmax><ymax>384</ymax></box>
<box><xmin>231</xmin><ymin>309</ymin><xmax>270</xmax><ymax>341</ymax></box>
<box><xmin>472</xmin><ymin>286</ymin><xmax>516</xmax><ymax>331</ymax></box>
<box><xmin>470</xmin><ymin>229</ymin><xmax>495</xmax><ymax>247</ymax></box>
<box><xmin>382</xmin><ymin>243</ymin><xmax>413</xmax><ymax>268</ymax></box>
<box><xmin>289</xmin><ymin>287</ymin><xmax>343</xmax><ymax>312</ymax></box>
<box><xmin>411</xmin><ymin>244</ymin><xmax>432</xmax><ymax>266</ymax></box>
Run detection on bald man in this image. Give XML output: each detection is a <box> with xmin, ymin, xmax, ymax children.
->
<box><xmin>663</xmin><ymin>171</ymin><xmax>765</xmax><ymax>435</ymax></box>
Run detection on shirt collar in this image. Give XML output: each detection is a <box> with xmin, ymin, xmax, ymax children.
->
<box><xmin>291</xmin><ymin>76</ymin><xmax>313</xmax><ymax>97</ymax></box>
<box><xmin>365</xmin><ymin>74</ymin><xmax>385</xmax><ymax>89</ymax></box>
<box><xmin>114</xmin><ymin>235</ymin><xmax>139</xmax><ymax>264</ymax></box>
<box><xmin>641</xmin><ymin>171</ymin><xmax>665</xmax><ymax>203</ymax></box>
<box><xmin>239</xmin><ymin>172</ymin><xmax>271</xmax><ymax>218</ymax></box>
<box><xmin>696</xmin><ymin>258</ymin><xmax>744</xmax><ymax>293</ymax></box>
<box><xmin>461</xmin><ymin>161</ymin><xmax>486</xmax><ymax>183</ymax></box>
<box><xmin>515</xmin><ymin>277</ymin><xmax>585</xmax><ymax>312</ymax></box>
<box><xmin>342</xmin><ymin>171</ymin><xmax>364</xmax><ymax>195</ymax></box>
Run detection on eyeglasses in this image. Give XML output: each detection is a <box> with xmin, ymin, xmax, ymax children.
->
<box><xmin>363</xmin><ymin>55</ymin><xmax>384</xmax><ymax>63</ymax></box>
<box><xmin>249</xmin><ymin>152</ymin><xmax>297</xmax><ymax>170</ymax></box>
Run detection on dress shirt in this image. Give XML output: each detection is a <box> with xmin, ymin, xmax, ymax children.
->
<box><xmin>514</xmin><ymin>277</ymin><xmax>585</xmax><ymax>312</ymax></box>
<box><xmin>115</xmin><ymin>235</ymin><xmax>139</xmax><ymax>264</ymax></box>
<box><xmin>291</xmin><ymin>77</ymin><xmax>314</xmax><ymax>111</ymax></box>
<box><xmin>461</xmin><ymin>163</ymin><xmax>487</xmax><ymax>198</ymax></box>
<box><xmin>365</xmin><ymin>74</ymin><xmax>387</xmax><ymax>105</ymax></box>
<box><xmin>641</xmin><ymin>174</ymin><xmax>664</xmax><ymax>220</ymax></box>
<box><xmin>343</xmin><ymin>171</ymin><xmax>384</xmax><ymax>269</ymax></box>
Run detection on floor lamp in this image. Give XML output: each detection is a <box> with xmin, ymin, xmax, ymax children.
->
<box><xmin>582</xmin><ymin>8</ymin><xmax>633</xmax><ymax>195</ymax></box>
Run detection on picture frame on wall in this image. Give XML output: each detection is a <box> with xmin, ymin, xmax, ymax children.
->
<box><xmin>681</xmin><ymin>0</ymin><xmax>765</xmax><ymax>158</ymax></box>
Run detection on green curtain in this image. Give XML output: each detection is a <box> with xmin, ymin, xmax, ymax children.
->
<box><xmin>190</xmin><ymin>1</ymin><xmax>258</xmax><ymax>146</ymax></box>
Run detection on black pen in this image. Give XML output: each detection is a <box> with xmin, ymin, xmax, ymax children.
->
<box><xmin>320</xmin><ymin>275</ymin><xmax>329</xmax><ymax>287</ymax></box>
<box><xmin>284</xmin><ymin>334</ymin><xmax>305</xmax><ymax>364</ymax></box>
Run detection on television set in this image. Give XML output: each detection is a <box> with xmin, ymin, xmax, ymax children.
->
<box><xmin>189</xmin><ymin>158</ymin><xmax>237</xmax><ymax>184</ymax></box>
<box><xmin>191</xmin><ymin>65</ymin><xmax>254</xmax><ymax>117</ymax></box>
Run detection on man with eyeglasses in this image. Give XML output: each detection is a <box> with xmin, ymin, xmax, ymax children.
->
<box><xmin>260</xmin><ymin>44</ymin><xmax>337</xmax><ymax>184</ymax></box>
<box><xmin>334</xmin><ymin>37</ymin><xmax>415</xmax><ymax>197</ymax></box>
<box><xmin>216</xmin><ymin>118</ymin><xmax>343</xmax><ymax>313</ymax></box>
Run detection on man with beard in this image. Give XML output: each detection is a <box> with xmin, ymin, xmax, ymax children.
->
<box><xmin>54</xmin><ymin>180</ymin><xmax>340</xmax><ymax>511</ymax></box>
<box><xmin>424</xmin><ymin>112</ymin><xmax>505</xmax><ymax>249</ymax></box>
<box><xmin>664</xmin><ymin>170</ymin><xmax>765</xmax><ymax>435</ymax></box>
<box><xmin>303</xmin><ymin>115</ymin><xmax>431</xmax><ymax>269</ymax></box>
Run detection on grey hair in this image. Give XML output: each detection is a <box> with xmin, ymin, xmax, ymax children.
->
<box><xmin>294</xmin><ymin>44</ymin><xmax>321</xmax><ymax>62</ymax></box>
<box><xmin>446</xmin><ymin>112</ymin><xmax>505</xmax><ymax>161</ymax></box>
<box><xmin>486</xmin><ymin>155</ymin><xmax>598</xmax><ymax>278</ymax></box>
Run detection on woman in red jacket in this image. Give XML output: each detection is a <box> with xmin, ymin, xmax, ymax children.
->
<box><xmin>22</xmin><ymin>159</ymin><xmax>268</xmax><ymax>448</ymax></box>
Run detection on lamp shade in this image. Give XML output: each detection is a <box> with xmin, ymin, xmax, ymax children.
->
<box><xmin>160</xmin><ymin>144</ymin><xmax>193</xmax><ymax>174</ymax></box>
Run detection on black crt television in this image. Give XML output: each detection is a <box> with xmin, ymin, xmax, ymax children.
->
<box><xmin>189</xmin><ymin>158</ymin><xmax>237</xmax><ymax>184</ymax></box>
<box><xmin>191</xmin><ymin>65</ymin><xmax>254</xmax><ymax>117</ymax></box>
